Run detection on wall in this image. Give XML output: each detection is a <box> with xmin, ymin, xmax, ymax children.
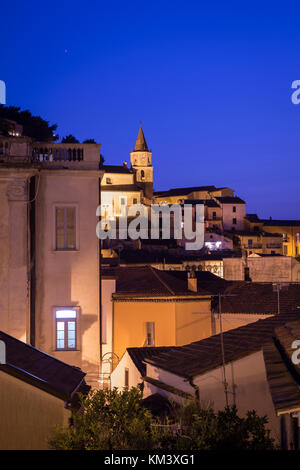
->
<box><xmin>221</xmin><ymin>203</ymin><xmax>245</xmax><ymax>231</ymax></box>
<box><xmin>223</xmin><ymin>255</ymin><xmax>300</xmax><ymax>282</ymax></box>
<box><xmin>175</xmin><ymin>299</ymin><xmax>212</xmax><ymax>344</ymax></box>
<box><xmin>35</xmin><ymin>170</ymin><xmax>100</xmax><ymax>388</ymax></box>
<box><xmin>263</xmin><ymin>225</ymin><xmax>300</xmax><ymax>258</ymax></box>
<box><xmin>101</xmin><ymin>278</ymin><xmax>116</xmax><ymax>383</ymax></box>
<box><xmin>0</xmin><ymin>371</ymin><xmax>70</xmax><ymax>449</ymax></box>
<box><xmin>113</xmin><ymin>299</ymin><xmax>176</xmax><ymax>363</ymax></box>
<box><xmin>193</xmin><ymin>351</ymin><xmax>282</xmax><ymax>443</ymax></box>
<box><xmin>0</xmin><ymin>170</ymin><xmax>35</xmax><ymax>342</ymax></box>
<box><xmin>212</xmin><ymin>313</ymin><xmax>273</xmax><ymax>335</ymax></box>
<box><xmin>110</xmin><ymin>350</ymin><xmax>142</xmax><ymax>390</ymax></box>
<box><xmin>144</xmin><ymin>351</ymin><xmax>286</xmax><ymax>445</ymax></box>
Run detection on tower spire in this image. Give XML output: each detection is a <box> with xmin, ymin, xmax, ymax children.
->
<box><xmin>134</xmin><ymin>124</ymin><xmax>149</xmax><ymax>152</ymax></box>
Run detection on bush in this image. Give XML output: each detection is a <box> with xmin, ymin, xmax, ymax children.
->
<box><xmin>48</xmin><ymin>388</ymin><xmax>276</xmax><ymax>451</ymax></box>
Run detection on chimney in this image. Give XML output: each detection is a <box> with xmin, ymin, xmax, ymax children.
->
<box><xmin>187</xmin><ymin>270</ymin><xmax>197</xmax><ymax>292</ymax></box>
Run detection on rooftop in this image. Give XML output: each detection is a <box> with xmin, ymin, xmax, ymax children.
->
<box><xmin>215</xmin><ymin>196</ymin><xmax>245</xmax><ymax>204</ymax></box>
<box><xmin>154</xmin><ymin>186</ymin><xmax>217</xmax><ymax>197</ymax></box>
<box><xmin>0</xmin><ymin>331</ymin><xmax>89</xmax><ymax>402</ymax></box>
<box><xmin>101</xmin><ymin>164</ymin><xmax>133</xmax><ymax>174</ymax></box>
<box><xmin>144</xmin><ymin>313</ymin><xmax>300</xmax><ymax>379</ymax></box>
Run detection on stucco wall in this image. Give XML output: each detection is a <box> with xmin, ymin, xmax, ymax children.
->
<box><xmin>35</xmin><ymin>171</ymin><xmax>100</xmax><ymax>388</ymax></box>
<box><xmin>113</xmin><ymin>300</ymin><xmax>176</xmax><ymax>363</ymax></box>
<box><xmin>110</xmin><ymin>350</ymin><xmax>143</xmax><ymax>390</ymax></box>
<box><xmin>221</xmin><ymin>203</ymin><xmax>245</xmax><ymax>231</ymax></box>
<box><xmin>144</xmin><ymin>350</ymin><xmax>286</xmax><ymax>445</ymax></box>
<box><xmin>0</xmin><ymin>371</ymin><xmax>70</xmax><ymax>450</ymax></box>
<box><xmin>175</xmin><ymin>300</ymin><xmax>212</xmax><ymax>344</ymax></box>
<box><xmin>0</xmin><ymin>171</ymin><xmax>34</xmax><ymax>343</ymax></box>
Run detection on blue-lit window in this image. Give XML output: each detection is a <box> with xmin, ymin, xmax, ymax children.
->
<box><xmin>55</xmin><ymin>309</ymin><xmax>77</xmax><ymax>350</ymax></box>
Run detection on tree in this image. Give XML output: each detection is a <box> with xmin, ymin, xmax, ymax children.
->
<box><xmin>0</xmin><ymin>105</ymin><xmax>57</xmax><ymax>141</ymax></box>
<box><xmin>61</xmin><ymin>134</ymin><xmax>79</xmax><ymax>143</ymax></box>
<box><xmin>48</xmin><ymin>387</ymin><xmax>156</xmax><ymax>450</ymax></box>
<box><xmin>48</xmin><ymin>388</ymin><xmax>276</xmax><ymax>451</ymax></box>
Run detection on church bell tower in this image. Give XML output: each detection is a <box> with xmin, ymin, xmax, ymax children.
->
<box><xmin>130</xmin><ymin>124</ymin><xmax>153</xmax><ymax>199</ymax></box>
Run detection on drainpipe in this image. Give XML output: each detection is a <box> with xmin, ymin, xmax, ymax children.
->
<box><xmin>29</xmin><ymin>175</ymin><xmax>36</xmax><ymax>346</ymax></box>
<box><xmin>98</xmin><ymin>176</ymin><xmax>103</xmax><ymax>384</ymax></box>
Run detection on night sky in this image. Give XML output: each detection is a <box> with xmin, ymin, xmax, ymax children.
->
<box><xmin>2</xmin><ymin>1</ymin><xmax>300</xmax><ymax>219</ymax></box>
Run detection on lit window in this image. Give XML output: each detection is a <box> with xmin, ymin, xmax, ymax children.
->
<box><xmin>145</xmin><ymin>322</ymin><xmax>155</xmax><ymax>346</ymax></box>
<box><xmin>56</xmin><ymin>207</ymin><xmax>76</xmax><ymax>250</ymax></box>
<box><xmin>55</xmin><ymin>309</ymin><xmax>77</xmax><ymax>350</ymax></box>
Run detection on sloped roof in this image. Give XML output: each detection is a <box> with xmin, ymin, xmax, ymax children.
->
<box><xmin>104</xmin><ymin>266</ymin><xmax>223</xmax><ymax>297</ymax></box>
<box><xmin>102</xmin><ymin>165</ymin><xmax>133</xmax><ymax>174</ymax></box>
<box><xmin>215</xmin><ymin>197</ymin><xmax>245</xmax><ymax>204</ymax></box>
<box><xmin>262</xmin><ymin>219</ymin><xmax>300</xmax><ymax>227</ymax></box>
<box><xmin>101</xmin><ymin>184</ymin><xmax>142</xmax><ymax>192</ymax></box>
<box><xmin>220</xmin><ymin>282</ymin><xmax>300</xmax><ymax>314</ymax></box>
<box><xmin>0</xmin><ymin>331</ymin><xmax>88</xmax><ymax>401</ymax></box>
<box><xmin>127</xmin><ymin>346</ymin><xmax>180</xmax><ymax>376</ymax></box>
<box><xmin>133</xmin><ymin>126</ymin><xmax>149</xmax><ymax>152</ymax></box>
<box><xmin>144</xmin><ymin>313</ymin><xmax>300</xmax><ymax>379</ymax></box>
<box><xmin>263</xmin><ymin>321</ymin><xmax>300</xmax><ymax>414</ymax></box>
<box><xmin>154</xmin><ymin>186</ymin><xmax>216</xmax><ymax>197</ymax></box>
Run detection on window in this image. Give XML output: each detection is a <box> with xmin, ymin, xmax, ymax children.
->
<box><xmin>145</xmin><ymin>322</ymin><xmax>155</xmax><ymax>346</ymax></box>
<box><xmin>283</xmin><ymin>245</ymin><xmax>288</xmax><ymax>255</ymax></box>
<box><xmin>106</xmin><ymin>177</ymin><xmax>112</xmax><ymax>184</ymax></box>
<box><xmin>133</xmin><ymin>198</ymin><xmax>138</xmax><ymax>205</ymax></box>
<box><xmin>125</xmin><ymin>368</ymin><xmax>129</xmax><ymax>387</ymax></box>
<box><xmin>56</xmin><ymin>207</ymin><xmax>76</xmax><ymax>250</ymax></box>
<box><xmin>119</xmin><ymin>196</ymin><xmax>127</xmax><ymax>216</ymax></box>
<box><xmin>212</xmin><ymin>211</ymin><xmax>216</xmax><ymax>220</ymax></box>
<box><xmin>141</xmin><ymin>170</ymin><xmax>145</xmax><ymax>179</ymax></box>
<box><xmin>296</xmin><ymin>233</ymin><xmax>300</xmax><ymax>243</ymax></box>
<box><xmin>55</xmin><ymin>309</ymin><xmax>77</xmax><ymax>350</ymax></box>
<box><xmin>233</xmin><ymin>206</ymin><xmax>236</xmax><ymax>213</ymax></box>
<box><xmin>232</xmin><ymin>218</ymin><xmax>237</xmax><ymax>225</ymax></box>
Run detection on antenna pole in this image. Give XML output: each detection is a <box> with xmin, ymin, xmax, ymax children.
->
<box><xmin>219</xmin><ymin>293</ymin><xmax>229</xmax><ymax>407</ymax></box>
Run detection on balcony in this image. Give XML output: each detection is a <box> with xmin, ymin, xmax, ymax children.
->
<box><xmin>243</xmin><ymin>244</ymin><xmax>262</xmax><ymax>249</ymax></box>
<box><xmin>0</xmin><ymin>137</ymin><xmax>101</xmax><ymax>171</ymax></box>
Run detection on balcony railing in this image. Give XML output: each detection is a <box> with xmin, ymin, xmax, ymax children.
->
<box><xmin>32</xmin><ymin>146</ymin><xmax>84</xmax><ymax>162</ymax></box>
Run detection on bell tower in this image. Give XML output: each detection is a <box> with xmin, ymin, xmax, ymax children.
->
<box><xmin>130</xmin><ymin>124</ymin><xmax>153</xmax><ymax>199</ymax></box>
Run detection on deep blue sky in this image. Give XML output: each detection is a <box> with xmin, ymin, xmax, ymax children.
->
<box><xmin>2</xmin><ymin>1</ymin><xmax>300</xmax><ymax>218</ymax></box>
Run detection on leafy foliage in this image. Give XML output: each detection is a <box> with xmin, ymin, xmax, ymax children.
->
<box><xmin>48</xmin><ymin>388</ymin><xmax>276</xmax><ymax>451</ymax></box>
<box><xmin>49</xmin><ymin>388</ymin><xmax>156</xmax><ymax>450</ymax></box>
<box><xmin>0</xmin><ymin>105</ymin><xmax>57</xmax><ymax>141</ymax></box>
<box><xmin>61</xmin><ymin>134</ymin><xmax>79</xmax><ymax>143</ymax></box>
